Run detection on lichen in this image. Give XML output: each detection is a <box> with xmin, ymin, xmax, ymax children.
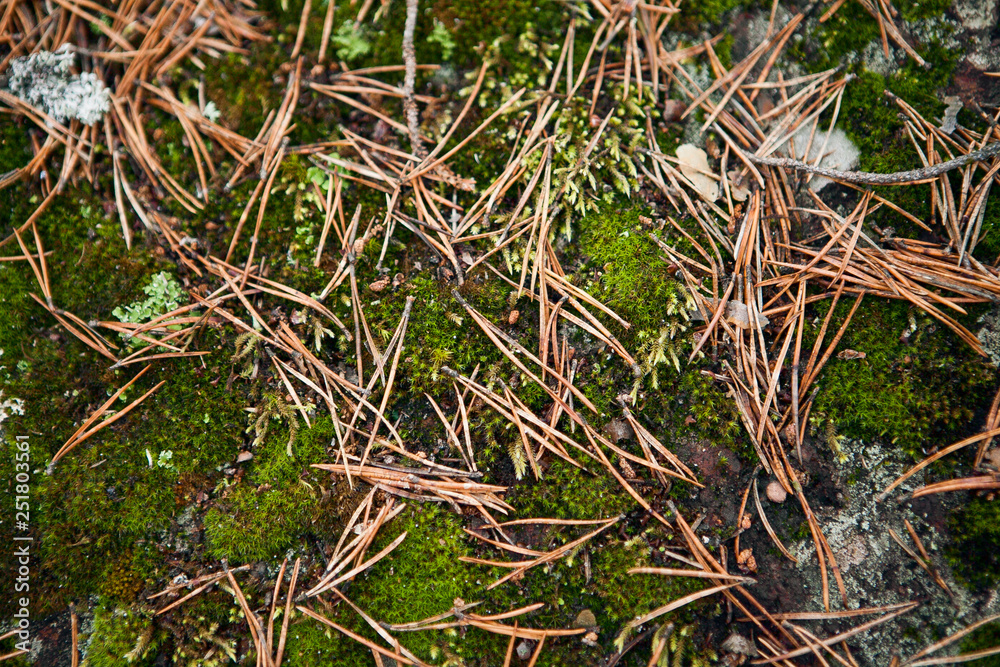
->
<box><xmin>6</xmin><ymin>46</ymin><xmax>111</xmax><ymax>125</ymax></box>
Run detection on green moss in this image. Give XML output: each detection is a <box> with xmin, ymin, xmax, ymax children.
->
<box><xmin>0</xmin><ymin>117</ymin><xmax>33</xmax><ymax>175</ymax></box>
<box><xmin>204</xmin><ymin>49</ymin><xmax>284</xmax><ymax>139</ymax></box>
<box><xmin>204</xmin><ymin>480</ymin><xmax>317</xmax><ymax>562</ymax></box>
<box><xmin>511</xmin><ymin>459</ymin><xmax>635</xmax><ymax>520</ymax></box>
<box><xmin>591</xmin><ymin>540</ymin><xmax>703</xmax><ymax>628</ymax></box>
<box><xmin>363</xmin><ymin>271</ymin><xmax>518</xmax><ymax>397</ymax></box>
<box><xmin>576</xmin><ymin>206</ymin><xmax>688</xmax><ymax>334</ymax></box>
<box><xmin>355</xmin><ymin>504</ymin><xmax>472</xmax><ymax>625</ymax></box>
<box><xmin>807</xmin><ymin>297</ymin><xmax>993</xmax><ymax>456</ymax></box>
<box><xmin>673</xmin><ymin>370</ymin><xmax>749</xmax><ymax>459</ymax></box>
<box><xmin>84</xmin><ymin>603</ymin><xmax>162</xmax><ymax>667</ymax></box>
<box><xmin>675</xmin><ymin>0</ymin><xmax>748</xmax><ymax>30</ymax></box>
<box><xmin>280</xmin><ymin>620</ymin><xmax>341</xmax><ymax>667</ymax></box>
<box><xmin>959</xmin><ymin>620</ymin><xmax>1000</xmax><ymax>667</ymax></box>
<box><xmin>946</xmin><ymin>497</ymin><xmax>1000</xmax><ymax>591</ymax></box>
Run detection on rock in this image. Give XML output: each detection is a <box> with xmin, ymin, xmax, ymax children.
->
<box><xmin>236</xmin><ymin>451</ymin><xmax>254</xmax><ymax>463</ymax></box>
<box><xmin>952</xmin><ymin>0</ymin><xmax>999</xmax><ymax>31</ymax></box>
<box><xmin>574</xmin><ymin>609</ymin><xmax>597</xmax><ymax>628</ymax></box>
<box><xmin>984</xmin><ymin>448</ymin><xmax>1000</xmax><ymax>471</ymax></box>
<box><xmin>977</xmin><ymin>305</ymin><xmax>1000</xmax><ymax>367</ymax></box>
<box><xmin>516</xmin><ymin>639</ymin><xmax>534</xmax><ymax>660</ymax></box>
<box><xmin>765</xmin><ymin>480</ymin><xmax>787</xmax><ymax>503</ymax></box>
<box><xmin>721</xmin><ymin>632</ymin><xmax>758</xmax><ymax>657</ymax></box>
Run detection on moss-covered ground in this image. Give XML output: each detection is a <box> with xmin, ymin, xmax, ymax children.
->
<box><xmin>1</xmin><ymin>0</ymin><xmax>999</xmax><ymax>664</ymax></box>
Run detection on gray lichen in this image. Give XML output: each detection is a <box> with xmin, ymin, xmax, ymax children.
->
<box><xmin>6</xmin><ymin>46</ymin><xmax>110</xmax><ymax>125</ymax></box>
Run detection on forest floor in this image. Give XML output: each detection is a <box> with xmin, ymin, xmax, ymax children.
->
<box><xmin>1</xmin><ymin>0</ymin><xmax>1000</xmax><ymax>665</ymax></box>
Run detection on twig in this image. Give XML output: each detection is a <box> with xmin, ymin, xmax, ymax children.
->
<box><xmin>740</xmin><ymin>142</ymin><xmax>1000</xmax><ymax>185</ymax></box>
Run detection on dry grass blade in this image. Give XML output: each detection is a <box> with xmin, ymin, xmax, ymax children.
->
<box><xmin>739</xmin><ymin>601</ymin><xmax>918</xmax><ymax>622</ymax></box>
<box><xmin>313</xmin><ymin>462</ymin><xmax>510</xmax><ymax>513</ymax></box>
<box><xmin>906</xmin><ymin>647</ymin><xmax>1000</xmax><ymax>667</ymax></box>
<box><xmin>629</xmin><ymin>567</ymin><xmax>755</xmax><ymax>583</ymax></box>
<box><xmin>70</xmin><ymin>603</ymin><xmax>78</xmax><ymax>667</ymax></box>
<box><xmin>310</xmin><ymin>530</ymin><xmax>408</xmax><ymax>598</ymax></box>
<box><xmin>618</xmin><ymin>583</ymin><xmax>744</xmax><ymax>637</ymax></box>
<box><xmin>330</xmin><ymin>589</ymin><xmax>426</xmax><ymax>666</ymax></box>
<box><xmin>910</xmin><ymin>474</ymin><xmax>1000</xmax><ymax>498</ymax></box>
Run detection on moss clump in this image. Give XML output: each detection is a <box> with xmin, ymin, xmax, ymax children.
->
<box><xmin>280</xmin><ymin>620</ymin><xmax>340</xmax><ymax>667</ymax></box>
<box><xmin>204</xmin><ymin>481</ymin><xmax>317</xmax><ymax>562</ymax></box>
<box><xmin>278</xmin><ymin>503</ymin><xmax>479</xmax><ymax>664</ymax></box>
<box><xmin>808</xmin><ymin>297</ymin><xmax>993</xmax><ymax>456</ymax></box>
<box><xmin>946</xmin><ymin>497</ymin><xmax>1000</xmax><ymax>591</ymax></box>
<box><xmin>100</xmin><ymin>553</ymin><xmax>145</xmax><ymax>605</ymax></box>
<box><xmin>959</xmin><ymin>620</ymin><xmax>1000</xmax><ymax>667</ymax></box>
<box><xmin>576</xmin><ymin>206</ymin><xmax>690</xmax><ymax>335</ymax></box>
<box><xmin>84</xmin><ymin>603</ymin><xmax>161</xmax><ymax>667</ymax></box>
<box><xmin>672</xmin><ymin>369</ymin><xmax>749</xmax><ymax>460</ymax></box>
<box><xmin>511</xmin><ymin>459</ymin><xmax>635</xmax><ymax>520</ymax></box>
<box><xmin>353</xmin><ymin>504</ymin><xmax>472</xmax><ymax>626</ymax></box>
<box><xmin>591</xmin><ymin>539</ymin><xmax>703</xmax><ymax>627</ymax></box>
<box><xmin>363</xmin><ymin>271</ymin><xmax>518</xmax><ymax>397</ymax></box>
<box><xmin>675</xmin><ymin>0</ymin><xmax>750</xmax><ymax>30</ymax></box>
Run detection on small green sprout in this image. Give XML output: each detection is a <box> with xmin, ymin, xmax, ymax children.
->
<box><xmin>330</xmin><ymin>21</ymin><xmax>371</xmax><ymax>62</ymax></box>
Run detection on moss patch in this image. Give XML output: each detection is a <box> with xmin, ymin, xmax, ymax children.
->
<box><xmin>946</xmin><ymin>497</ymin><xmax>1000</xmax><ymax>592</ymax></box>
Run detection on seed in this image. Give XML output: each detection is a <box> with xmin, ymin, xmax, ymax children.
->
<box><xmin>766</xmin><ymin>480</ymin><xmax>787</xmax><ymax>503</ymax></box>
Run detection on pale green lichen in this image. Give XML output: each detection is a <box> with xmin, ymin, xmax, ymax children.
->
<box><xmin>111</xmin><ymin>271</ymin><xmax>186</xmax><ymax>343</ymax></box>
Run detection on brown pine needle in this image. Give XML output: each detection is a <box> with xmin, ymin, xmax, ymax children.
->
<box><xmin>753</xmin><ymin>478</ymin><xmax>798</xmax><ymax>563</ymax></box>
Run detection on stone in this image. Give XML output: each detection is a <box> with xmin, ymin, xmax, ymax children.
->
<box><xmin>721</xmin><ymin>632</ymin><xmax>758</xmax><ymax>657</ymax></box>
<box><xmin>516</xmin><ymin>640</ymin><xmax>534</xmax><ymax>660</ymax></box>
<box><xmin>574</xmin><ymin>609</ymin><xmax>597</xmax><ymax>628</ymax></box>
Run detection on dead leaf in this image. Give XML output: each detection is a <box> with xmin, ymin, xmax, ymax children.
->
<box><xmin>676</xmin><ymin>144</ymin><xmax>719</xmax><ymax>202</ymax></box>
<box><xmin>941</xmin><ymin>96</ymin><xmax>962</xmax><ymax>134</ymax></box>
<box><xmin>728</xmin><ymin>170</ymin><xmax>750</xmax><ymax>202</ymax></box>
<box><xmin>725</xmin><ymin>301</ymin><xmax>769</xmax><ymax>330</ymax></box>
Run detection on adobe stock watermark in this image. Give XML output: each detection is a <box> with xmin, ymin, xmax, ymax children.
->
<box><xmin>11</xmin><ymin>435</ymin><xmax>32</xmax><ymax>654</ymax></box>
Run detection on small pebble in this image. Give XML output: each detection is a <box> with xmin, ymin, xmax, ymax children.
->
<box><xmin>574</xmin><ymin>609</ymin><xmax>597</xmax><ymax>628</ymax></box>
<box><xmin>516</xmin><ymin>640</ymin><xmax>534</xmax><ymax>660</ymax></box>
